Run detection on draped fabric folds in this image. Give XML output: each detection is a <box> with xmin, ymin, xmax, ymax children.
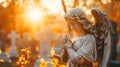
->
<box><xmin>61</xmin><ymin>34</ymin><xmax>97</xmax><ymax>67</ymax></box>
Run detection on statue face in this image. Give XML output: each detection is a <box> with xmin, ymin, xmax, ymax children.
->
<box><xmin>71</xmin><ymin>23</ymin><xmax>83</xmax><ymax>32</ymax></box>
<box><xmin>65</xmin><ymin>18</ymin><xmax>83</xmax><ymax>32</ymax></box>
<box><xmin>65</xmin><ymin>18</ymin><xmax>76</xmax><ymax>25</ymax></box>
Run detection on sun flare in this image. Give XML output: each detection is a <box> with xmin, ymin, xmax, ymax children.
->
<box><xmin>27</xmin><ymin>7</ymin><xmax>44</xmax><ymax>22</ymax></box>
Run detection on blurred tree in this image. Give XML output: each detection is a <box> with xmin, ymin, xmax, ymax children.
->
<box><xmin>61</xmin><ymin>0</ymin><xmax>67</xmax><ymax>13</ymax></box>
<box><xmin>0</xmin><ymin>0</ymin><xmax>120</xmax><ymax>34</ymax></box>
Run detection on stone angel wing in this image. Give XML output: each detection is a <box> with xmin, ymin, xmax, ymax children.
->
<box><xmin>91</xmin><ymin>8</ymin><xmax>114</xmax><ymax>67</ymax></box>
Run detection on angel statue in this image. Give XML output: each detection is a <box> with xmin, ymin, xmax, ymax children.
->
<box><xmin>59</xmin><ymin>8</ymin><xmax>114</xmax><ymax>67</ymax></box>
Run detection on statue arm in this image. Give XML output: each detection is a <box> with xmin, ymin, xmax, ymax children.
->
<box><xmin>66</xmin><ymin>48</ymin><xmax>83</xmax><ymax>64</ymax></box>
<box><xmin>76</xmin><ymin>35</ymin><xmax>97</xmax><ymax>62</ymax></box>
<box><xmin>66</xmin><ymin>35</ymin><xmax>97</xmax><ymax>64</ymax></box>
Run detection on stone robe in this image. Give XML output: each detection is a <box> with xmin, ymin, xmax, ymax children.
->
<box><xmin>61</xmin><ymin>34</ymin><xmax>97</xmax><ymax>67</ymax></box>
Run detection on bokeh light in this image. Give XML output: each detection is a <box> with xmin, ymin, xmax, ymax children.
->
<box><xmin>2</xmin><ymin>2</ymin><xmax>8</xmax><ymax>7</ymax></box>
<box><xmin>41</xmin><ymin>0</ymin><xmax>63</xmax><ymax>14</ymax></box>
<box><xmin>26</xmin><ymin>7</ymin><xmax>44</xmax><ymax>23</ymax></box>
<box><xmin>0</xmin><ymin>0</ymin><xmax>3</xmax><ymax>3</ymax></box>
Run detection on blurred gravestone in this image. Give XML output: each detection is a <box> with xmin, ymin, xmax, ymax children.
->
<box><xmin>17</xmin><ymin>32</ymin><xmax>31</xmax><ymax>49</ymax></box>
<box><xmin>22</xmin><ymin>32</ymin><xmax>37</xmax><ymax>67</ymax></box>
<box><xmin>8</xmin><ymin>30</ymin><xmax>19</xmax><ymax>61</ymax></box>
<box><xmin>110</xmin><ymin>21</ymin><xmax>120</xmax><ymax>67</ymax></box>
<box><xmin>34</xmin><ymin>28</ymin><xmax>56</xmax><ymax>67</ymax></box>
<box><xmin>111</xmin><ymin>21</ymin><xmax>119</xmax><ymax>60</ymax></box>
<box><xmin>16</xmin><ymin>33</ymin><xmax>29</xmax><ymax>50</ymax></box>
<box><xmin>34</xmin><ymin>32</ymin><xmax>52</xmax><ymax>67</ymax></box>
<box><xmin>0</xmin><ymin>31</ymin><xmax>11</xmax><ymax>67</ymax></box>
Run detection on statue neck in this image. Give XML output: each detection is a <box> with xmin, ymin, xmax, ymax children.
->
<box><xmin>73</xmin><ymin>30</ymin><xmax>86</xmax><ymax>37</ymax></box>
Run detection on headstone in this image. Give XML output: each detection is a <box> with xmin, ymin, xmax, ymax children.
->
<box><xmin>23</xmin><ymin>32</ymin><xmax>30</xmax><ymax>41</ymax></box>
<box><xmin>34</xmin><ymin>32</ymin><xmax>51</xmax><ymax>67</ymax></box>
<box><xmin>111</xmin><ymin>21</ymin><xmax>119</xmax><ymax>60</ymax></box>
<box><xmin>17</xmin><ymin>32</ymin><xmax>31</xmax><ymax>49</ymax></box>
<box><xmin>0</xmin><ymin>31</ymin><xmax>11</xmax><ymax>67</ymax></box>
<box><xmin>110</xmin><ymin>21</ymin><xmax>120</xmax><ymax>67</ymax></box>
<box><xmin>22</xmin><ymin>33</ymin><xmax>37</xmax><ymax>67</ymax></box>
<box><xmin>8</xmin><ymin>30</ymin><xmax>19</xmax><ymax>58</ymax></box>
<box><xmin>34</xmin><ymin>29</ymin><xmax>56</xmax><ymax>67</ymax></box>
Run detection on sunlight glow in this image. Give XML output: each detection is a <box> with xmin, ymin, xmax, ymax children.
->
<box><xmin>40</xmin><ymin>58</ymin><xmax>45</xmax><ymax>63</ymax></box>
<box><xmin>41</xmin><ymin>0</ymin><xmax>63</xmax><ymax>14</ymax></box>
<box><xmin>50</xmin><ymin>48</ymin><xmax>55</xmax><ymax>56</ymax></box>
<box><xmin>0</xmin><ymin>59</ymin><xmax>4</xmax><ymax>62</ymax></box>
<box><xmin>2</xmin><ymin>2</ymin><xmax>8</xmax><ymax>7</ymax></box>
<box><xmin>0</xmin><ymin>0</ymin><xmax>3</xmax><ymax>3</ymax></box>
<box><xmin>86</xmin><ymin>10</ymin><xmax>91</xmax><ymax>15</ymax></box>
<box><xmin>101</xmin><ymin>0</ymin><xmax>111</xmax><ymax>4</ymax></box>
<box><xmin>27</xmin><ymin>7</ymin><xmax>44</xmax><ymax>22</ymax></box>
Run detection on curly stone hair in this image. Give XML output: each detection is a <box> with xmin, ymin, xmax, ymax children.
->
<box><xmin>64</xmin><ymin>8</ymin><xmax>95</xmax><ymax>38</ymax></box>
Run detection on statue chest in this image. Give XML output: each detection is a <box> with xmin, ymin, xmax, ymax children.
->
<box><xmin>72</xmin><ymin>39</ymin><xmax>84</xmax><ymax>51</ymax></box>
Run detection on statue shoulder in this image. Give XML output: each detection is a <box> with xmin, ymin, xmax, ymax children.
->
<box><xmin>84</xmin><ymin>34</ymin><xmax>95</xmax><ymax>40</ymax></box>
<box><xmin>72</xmin><ymin>34</ymin><xmax>95</xmax><ymax>43</ymax></box>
